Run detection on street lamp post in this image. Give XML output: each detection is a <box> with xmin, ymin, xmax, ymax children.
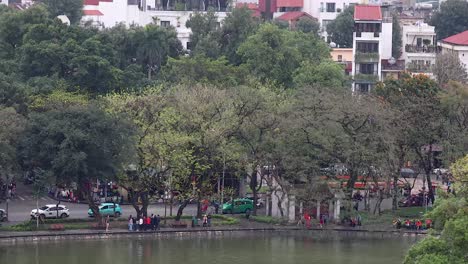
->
<box><xmin>6</xmin><ymin>198</ymin><xmax>9</xmax><ymax>222</ymax></box>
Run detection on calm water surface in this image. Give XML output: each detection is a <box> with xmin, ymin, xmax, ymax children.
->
<box><xmin>0</xmin><ymin>232</ymin><xmax>418</xmax><ymax>264</ymax></box>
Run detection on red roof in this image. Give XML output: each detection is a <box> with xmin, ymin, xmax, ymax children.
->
<box><xmin>83</xmin><ymin>10</ymin><xmax>104</xmax><ymax>16</ymax></box>
<box><xmin>259</xmin><ymin>0</ymin><xmax>277</xmax><ymax>13</ymax></box>
<box><xmin>84</xmin><ymin>0</ymin><xmax>113</xmax><ymax>5</ymax></box>
<box><xmin>236</xmin><ymin>3</ymin><xmax>258</xmax><ymax>10</ymax></box>
<box><xmin>441</xmin><ymin>30</ymin><xmax>468</xmax><ymax>46</ymax></box>
<box><xmin>83</xmin><ymin>0</ymin><xmax>100</xmax><ymax>5</ymax></box>
<box><xmin>277</xmin><ymin>0</ymin><xmax>303</xmax><ymax>8</ymax></box>
<box><xmin>277</xmin><ymin>11</ymin><xmax>316</xmax><ymax>21</ymax></box>
<box><xmin>354</xmin><ymin>5</ymin><xmax>382</xmax><ymax>21</ymax></box>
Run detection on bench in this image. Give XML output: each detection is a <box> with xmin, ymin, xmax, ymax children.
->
<box><xmin>171</xmin><ymin>221</ymin><xmax>188</xmax><ymax>228</ymax></box>
<box><xmin>49</xmin><ymin>224</ymin><xmax>65</xmax><ymax>231</ymax></box>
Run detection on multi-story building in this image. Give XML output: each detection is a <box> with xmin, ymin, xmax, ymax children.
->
<box><xmin>402</xmin><ymin>22</ymin><xmax>436</xmax><ymax>77</ymax></box>
<box><xmin>438</xmin><ymin>30</ymin><xmax>468</xmax><ymax>76</ymax></box>
<box><xmin>82</xmin><ymin>0</ymin><xmax>229</xmax><ymax>50</ymax></box>
<box><xmin>351</xmin><ymin>4</ymin><xmax>393</xmax><ymax>93</ymax></box>
<box><xmin>302</xmin><ymin>0</ymin><xmax>361</xmax><ymax>39</ymax></box>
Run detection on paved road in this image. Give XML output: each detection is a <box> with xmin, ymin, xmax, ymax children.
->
<box><xmin>0</xmin><ymin>196</ymin><xmax>199</xmax><ymax>225</ymax></box>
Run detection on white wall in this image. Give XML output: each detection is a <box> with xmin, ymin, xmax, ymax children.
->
<box><xmin>0</xmin><ymin>0</ymin><xmax>8</xmax><ymax>5</ymax></box>
<box><xmin>381</xmin><ymin>22</ymin><xmax>392</xmax><ymax>59</ymax></box>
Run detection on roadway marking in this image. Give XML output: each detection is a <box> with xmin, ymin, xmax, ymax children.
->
<box><xmin>18</xmin><ymin>196</ymin><xmax>25</xmax><ymax>201</ymax></box>
<box><xmin>41</xmin><ymin>197</ymin><xmax>47</xmax><ymax>201</ymax></box>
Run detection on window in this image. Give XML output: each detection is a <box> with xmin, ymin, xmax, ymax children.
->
<box><xmin>322</xmin><ymin>20</ymin><xmax>332</xmax><ymax>31</ymax></box>
<box><xmin>357</xmin><ymin>42</ymin><xmax>379</xmax><ymax>53</ymax></box>
<box><xmin>320</xmin><ymin>2</ymin><xmax>324</xmax><ymax>12</ymax></box>
<box><xmin>357</xmin><ymin>84</ymin><xmax>370</xmax><ymax>93</ymax></box>
<box><xmin>160</xmin><ymin>21</ymin><xmax>170</xmax><ymax>27</ymax></box>
<box><xmin>101</xmin><ymin>206</ymin><xmax>108</xmax><ymax>210</ymax></box>
<box><xmin>359</xmin><ymin>63</ymin><xmax>375</xmax><ymax>74</ymax></box>
<box><xmin>326</xmin><ymin>3</ymin><xmax>336</xmax><ymax>12</ymax></box>
<box><xmin>338</xmin><ymin>55</ymin><xmax>343</xmax><ymax>62</ymax></box>
<box><xmin>186</xmin><ymin>42</ymin><xmax>192</xmax><ymax>50</ymax></box>
<box><xmin>235</xmin><ymin>201</ymin><xmax>242</xmax><ymax>206</ymax></box>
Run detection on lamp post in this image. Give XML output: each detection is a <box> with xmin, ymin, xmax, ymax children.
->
<box><xmin>5</xmin><ymin>198</ymin><xmax>9</xmax><ymax>222</ymax></box>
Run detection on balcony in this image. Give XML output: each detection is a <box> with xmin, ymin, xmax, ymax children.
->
<box><xmin>406</xmin><ymin>62</ymin><xmax>433</xmax><ymax>73</ymax></box>
<box><xmin>355</xmin><ymin>52</ymin><xmax>379</xmax><ymax>63</ymax></box>
<box><xmin>405</xmin><ymin>45</ymin><xmax>436</xmax><ymax>54</ymax></box>
<box><xmin>354</xmin><ymin>73</ymin><xmax>379</xmax><ymax>83</ymax></box>
<box><xmin>355</xmin><ymin>32</ymin><xmax>380</xmax><ymax>39</ymax></box>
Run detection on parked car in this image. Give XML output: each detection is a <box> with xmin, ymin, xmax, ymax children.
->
<box><xmin>30</xmin><ymin>204</ymin><xmax>70</xmax><ymax>219</ymax></box>
<box><xmin>88</xmin><ymin>203</ymin><xmax>122</xmax><ymax>217</ymax></box>
<box><xmin>400</xmin><ymin>168</ymin><xmax>416</xmax><ymax>178</ymax></box>
<box><xmin>244</xmin><ymin>196</ymin><xmax>265</xmax><ymax>208</ymax></box>
<box><xmin>222</xmin><ymin>199</ymin><xmax>253</xmax><ymax>214</ymax></box>
<box><xmin>0</xmin><ymin>209</ymin><xmax>7</xmax><ymax>222</ymax></box>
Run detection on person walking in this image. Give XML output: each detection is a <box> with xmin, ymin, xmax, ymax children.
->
<box><xmin>207</xmin><ymin>214</ymin><xmax>212</xmax><ymax>227</ymax></box>
<box><xmin>128</xmin><ymin>215</ymin><xmax>133</xmax><ymax>231</ymax></box>
<box><xmin>132</xmin><ymin>216</ymin><xmax>137</xmax><ymax>231</ymax></box>
<box><xmin>156</xmin><ymin>215</ymin><xmax>161</xmax><ymax>230</ymax></box>
<box><xmin>138</xmin><ymin>216</ymin><xmax>143</xmax><ymax>231</ymax></box>
<box><xmin>202</xmin><ymin>214</ymin><xmax>208</xmax><ymax>227</ymax></box>
<box><xmin>151</xmin><ymin>214</ymin><xmax>156</xmax><ymax>230</ymax></box>
<box><xmin>105</xmin><ymin>215</ymin><xmax>110</xmax><ymax>232</ymax></box>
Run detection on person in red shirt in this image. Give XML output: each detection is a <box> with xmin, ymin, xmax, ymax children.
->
<box><xmin>416</xmin><ymin>220</ymin><xmax>422</xmax><ymax>230</ymax></box>
<box><xmin>145</xmin><ymin>216</ymin><xmax>151</xmax><ymax>231</ymax></box>
<box><xmin>304</xmin><ymin>212</ymin><xmax>311</xmax><ymax>229</ymax></box>
<box><xmin>425</xmin><ymin>219</ymin><xmax>432</xmax><ymax>229</ymax></box>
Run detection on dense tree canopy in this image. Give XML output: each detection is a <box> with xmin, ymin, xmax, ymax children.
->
<box><xmin>430</xmin><ymin>0</ymin><xmax>468</xmax><ymax>39</ymax></box>
<box><xmin>327</xmin><ymin>6</ymin><xmax>354</xmax><ymax>48</ymax></box>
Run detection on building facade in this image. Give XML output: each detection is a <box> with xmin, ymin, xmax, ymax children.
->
<box><xmin>351</xmin><ymin>4</ymin><xmax>392</xmax><ymax>93</ymax></box>
<box><xmin>82</xmin><ymin>0</ymin><xmax>229</xmax><ymax>50</ymax></box>
<box><xmin>438</xmin><ymin>30</ymin><xmax>468</xmax><ymax>76</ymax></box>
<box><xmin>402</xmin><ymin>22</ymin><xmax>436</xmax><ymax>77</ymax></box>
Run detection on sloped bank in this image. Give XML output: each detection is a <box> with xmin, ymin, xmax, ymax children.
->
<box><xmin>0</xmin><ymin>226</ymin><xmax>426</xmax><ymax>244</ymax></box>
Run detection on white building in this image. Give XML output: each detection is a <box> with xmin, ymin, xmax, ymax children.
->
<box><xmin>351</xmin><ymin>4</ymin><xmax>393</xmax><ymax>93</ymax></box>
<box><xmin>0</xmin><ymin>0</ymin><xmax>8</xmax><ymax>5</ymax></box>
<box><xmin>402</xmin><ymin>22</ymin><xmax>436</xmax><ymax>76</ymax></box>
<box><xmin>82</xmin><ymin>0</ymin><xmax>229</xmax><ymax>50</ymax></box>
<box><xmin>438</xmin><ymin>30</ymin><xmax>468</xmax><ymax>76</ymax></box>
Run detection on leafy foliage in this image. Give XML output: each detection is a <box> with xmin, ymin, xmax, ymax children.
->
<box><xmin>327</xmin><ymin>6</ymin><xmax>354</xmax><ymax>48</ymax></box>
<box><xmin>430</xmin><ymin>0</ymin><xmax>468</xmax><ymax>40</ymax></box>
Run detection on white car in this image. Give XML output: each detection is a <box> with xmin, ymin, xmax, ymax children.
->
<box><xmin>30</xmin><ymin>204</ymin><xmax>70</xmax><ymax>219</ymax></box>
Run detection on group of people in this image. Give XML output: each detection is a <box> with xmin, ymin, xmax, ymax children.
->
<box><xmin>128</xmin><ymin>214</ymin><xmax>161</xmax><ymax>231</ymax></box>
<box><xmin>192</xmin><ymin>214</ymin><xmax>212</xmax><ymax>227</ymax></box>
<box><xmin>393</xmin><ymin>218</ymin><xmax>432</xmax><ymax>230</ymax></box>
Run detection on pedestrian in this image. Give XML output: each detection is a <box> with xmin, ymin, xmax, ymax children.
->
<box><xmin>156</xmin><ymin>215</ymin><xmax>161</xmax><ymax>230</ymax></box>
<box><xmin>145</xmin><ymin>215</ymin><xmax>151</xmax><ymax>231</ymax></box>
<box><xmin>207</xmin><ymin>214</ymin><xmax>212</xmax><ymax>227</ymax></box>
<box><xmin>151</xmin><ymin>214</ymin><xmax>156</xmax><ymax>230</ymax></box>
<box><xmin>128</xmin><ymin>215</ymin><xmax>133</xmax><ymax>231</ymax></box>
<box><xmin>202</xmin><ymin>214</ymin><xmax>208</xmax><ymax>227</ymax></box>
<box><xmin>132</xmin><ymin>217</ymin><xmax>137</xmax><ymax>231</ymax></box>
<box><xmin>304</xmin><ymin>212</ymin><xmax>311</xmax><ymax>229</ymax></box>
<box><xmin>105</xmin><ymin>215</ymin><xmax>110</xmax><ymax>232</ymax></box>
<box><xmin>319</xmin><ymin>215</ymin><xmax>324</xmax><ymax>228</ymax></box>
<box><xmin>425</xmin><ymin>219</ymin><xmax>432</xmax><ymax>229</ymax></box>
<box><xmin>138</xmin><ymin>216</ymin><xmax>143</xmax><ymax>231</ymax></box>
<box><xmin>416</xmin><ymin>219</ymin><xmax>422</xmax><ymax>231</ymax></box>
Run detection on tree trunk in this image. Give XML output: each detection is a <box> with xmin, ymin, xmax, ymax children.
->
<box><xmin>83</xmin><ymin>187</ymin><xmax>102</xmax><ymax>225</ymax></box>
<box><xmin>175</xmin><ymin>199</ymin><xmax>190</xmax><ymax>221</ymax></box>
<box><xmin>250</xmin><ymin>169</ymin><xmax>258</xmax><ymax>216</ymax></box>
<box><xmin>392</xmin><ymin>173</ymin><xmax>399</xmax><ymax>211</ymax></box>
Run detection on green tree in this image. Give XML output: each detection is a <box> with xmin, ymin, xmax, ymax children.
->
<box><xmin>433</xmin><ymin>53</ymin><xmax>468</xmax><ymax>86</ymax></box>
<box><xmin>161</xmin><ymin>55</ymin><xmax>248</xmax><ymax>86</ymax></box>
<box><xmin>293</xmin><ymin>60</ymin><xmax>346</xmax><ymax>88</ymax></box>
<box><xmin>0</xmin><ymin>107</ymin><xmax>26</xmax><ymax>199</ymax></box>
<box><xmin>295</xmin><ymin>17</ymin><xmax>320</xmax><ymax>35</ymax></box>
<box><xmin>218</xmin><ymin>6</ymin><xmax>259</xmax><ymax>64</ymax></box>
<box><xmin>136</xmin><ymin>24</ymin><xmax>183</xmax><ymax>79</ymax></box>
<box><xmin>430</xmin><ymin>0</ymin><xmax>468</xmax><ymax>40</ymax></box>
<box><xmin>18</xmin><ymin>105</ymin><xmax>135</xmax><ymax>224</ymax></box>
<box><xmin>40</xmin><ymin>0</ymin><xmax>84</xmax><ymax>25</ymax></box>
<box><xmin>185</xmin><ymin>10</ymin><xmax>220</xmax><ymax>57</ymax></box>
<box><xmin>327</xmin><ymin>6</ymin><xmax>354</xmax><ymax>48</ymax></box>
<box><xmin>392</xmin><ymin>13</ymin><xmax>402</xmax><ymax>59</ymax></box>
<box><xmin>238</xmin><ymin>23</ymin><xmax>329</xmax><ymax>87</ymax></box>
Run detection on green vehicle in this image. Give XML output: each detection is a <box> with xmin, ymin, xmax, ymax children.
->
<box><xmin>88</xmin><ymin>203</ymin><xmax>122</xmax><ymax>217</ymax></box>
<box><xmin>222</xmin><ymin>199</ymin><xmax>253</xmax><ymax>214</ymax></box>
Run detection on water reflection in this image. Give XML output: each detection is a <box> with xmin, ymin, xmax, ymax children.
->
<box><xmin>1</xmin><ymin>232</ymin><xmax>419</xmax><ymax>264</ymax></box>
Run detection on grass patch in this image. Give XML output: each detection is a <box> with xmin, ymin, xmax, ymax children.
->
<box><xmin>358</xmin><ymin>207</ymin><xmax>432</xmax><ymax>226</ymax></box>
<box><xmin>250</xmin><ymin>215</ymin><xmax>286</xmax><ymax>225</ymax></box>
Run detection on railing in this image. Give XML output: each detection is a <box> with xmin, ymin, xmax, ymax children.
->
<box><xmin>354</xmin><ymin>73</ymin><xmax>379</xmax><ymax>83</ymax></box>
<box><xmin>355</xmin><ymin>52</ymin><xmax>379</xmax><ymax>63</ymax></box>
<box><xmin>405</xmin><ymin>45</ymin><xmax>436</xmax><ymax>53</ymax></box>
<box><xmin>355</xmin><ymin>32</ymin><xmax>380</xmax><ymax>38</ymax></box>
<box><xmin>406</xmin><ymin>63</ymin><xmax>433</xmax><ymax>73</ymax></box>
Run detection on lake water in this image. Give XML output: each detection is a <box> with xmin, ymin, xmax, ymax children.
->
<box><xmin>0</xmin><ymin>231</ymin><xmax>418</xmax><ymax>264</ymax></box>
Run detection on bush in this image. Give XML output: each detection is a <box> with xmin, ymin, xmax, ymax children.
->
<box><xmin>250</xmin><ymin>215</ymin><xmax>286</xmax><ymax>225</ymax></box>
